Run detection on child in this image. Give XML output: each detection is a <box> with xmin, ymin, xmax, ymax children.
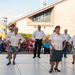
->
<box><xmin>69</xmin><ymin>36</ymin><xmax>75</xmax><ymax>64</ymax></box>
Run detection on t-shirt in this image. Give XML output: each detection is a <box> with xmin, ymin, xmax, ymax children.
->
<box><xmin>44</xmin><ymin>43</ymin><xmax>50</xmax><ymax>48</ymax></box>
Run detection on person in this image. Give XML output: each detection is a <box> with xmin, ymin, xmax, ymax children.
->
<box><xmin>41</xmin><ymin>42</ymin><xmax>44</xmax><ymax>53</ymax></box>
<box><xmin>69</xmin><ymin>36</ymin><xmax>75</xmax><ymax>64</ymax></box>
<box><xmin>28</xmin><ymin>39</ymin><xmax>33</xmax><ymax>52</ymax></box>
<box><xmin>49</xmin><ymin>26</ymin><xmax>66</xmax><ymax>73</ymax></box>
<box><xmin>5</xmin><ymin>27</ymin><xmax>14</xmax><ymax>59</ymax></box>
<box><xmin>0</xmin><ymin>36</ymin><xmax>2</xmax><ymax>53</ymax></box>
<box><xmin>62</xmin><ymin>29</ymin><xmax>70</xmax><ymax>58</ymax></box>
<box><xmin>44</xmin><ymin>40</ymin><xmax>50</xmax><ymax>53</ymax></box>
<box><xmin>32</xmin><ymin>25</ymin><xmax>45</xmax><ymax>58</ymax></box>
<box><xmin>6</xmin><ymin>27</ymin><xmax>24</xmax><ymax>66</ymax></box>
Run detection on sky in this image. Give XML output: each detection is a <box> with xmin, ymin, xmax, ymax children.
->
<box><xmin>0</xmin><ymin>0</ymin><xmax>57</xmax><ymax>23</ymax></box>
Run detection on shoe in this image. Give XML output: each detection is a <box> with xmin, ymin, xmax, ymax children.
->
<box><xmin>33</xmin><ymin>57</ymin><xmax>36</xmax><ymax>58</ymax></box>
<box><xmin>13</xmin><ymin>62</ymin><xmax>15</xmax><ymax>65</ymax></box>
<box><xmin>7</xmin><ymin>62</ymin><xmax>11</xmax><ymax>66</ymax></box>
<box><xmin>54</xmin><ymin>68</ymin><xmax>61</xmax><ymax>72</ymax></box>
<box><xmin>64</xmin><ymin>56</ymin><xmax>67</xmax><ymax>58</ymax></box>
<box><xmin>38</xmin><ymin>56</ymin><xmax>41</xmax><ymax>58</ymax></box>
<box><xmin>72</xmin><ymin>62</ymin><xmax>74</xmax><ymax>64</ymax></box>
<box><xmin>49</xmin><ymin>69</ymin><xmax>53</xmax><ymax>73</ymax></box>
<box><xmin>6</xmin><ymin>57</ymin><xmax>8</xmax><ymax>59</ymax></box>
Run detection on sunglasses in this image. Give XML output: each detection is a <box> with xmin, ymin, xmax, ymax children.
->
<box><xmin>15</xmin><ymin>30</ymin><xmax>18</xmax><ymax>31</ymax></box>
<box><xmin>10</xmin><ymin>29</ymin><xmax>13</xmax><ymax>30</ymax></box>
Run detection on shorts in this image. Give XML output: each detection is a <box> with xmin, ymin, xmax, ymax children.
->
<box><xmin>8</xmin><ymin>45</ymin><xmax>19</xmax><ymax>55</ymax></box>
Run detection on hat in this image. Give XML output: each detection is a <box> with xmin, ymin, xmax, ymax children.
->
<box><xmin>9</xmin><ymin>27</ymin><xmax>13</xmax><ymax>30</ymax></box>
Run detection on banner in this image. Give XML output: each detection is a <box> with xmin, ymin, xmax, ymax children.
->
<box><xmin>0</xmin><ymin>18</ymin><xmax>7</xmax><ymax>39</ymax></box>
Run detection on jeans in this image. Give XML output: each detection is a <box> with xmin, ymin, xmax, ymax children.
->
<box><xmin>62</xmin><ymin>42</ymin><xmax>68</xmax><ymax>57</ymax></box>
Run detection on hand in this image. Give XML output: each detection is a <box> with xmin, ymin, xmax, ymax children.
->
<box><xmin>8</xmin><ymin>40</ymin><xmax>11</xmax><ymax>44</ymax></box>
<box><xmin>62</xmin><ymin>46</ymin><xmax>65</xmax><ymax>50</ymax></box>
<box><xmin>72</xmin><ymin>45</ymin><xmax>74</xmax><ymax>48</ymax></box>
<box><xmin>34</xmin><ymin>40</ymin><xmax>37</xmax><ymax>42</ymax></box>
<box><xmin>18</xmin><ymin>42</ymin><xmax>21</xmax><ymax>46</ymax></box>
<box><xmin>52</xmin><ymin>46</ymin><xmax>55</xmax><ymax>50</ymax></box>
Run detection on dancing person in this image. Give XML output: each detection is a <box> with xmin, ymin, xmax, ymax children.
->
<box><xmin>6</xmin><ymin>27</ymin><xmax>24</xmax><ymax>65</ymax></box>
<box><xmin>49</xmin><ymin>26</ymin><xmax>66</xmax><ymax>73</ymax></box>
<box><xmin>62</xmin><ymin>29</ymin><xmax>70</xmax><ymax>58</ymax></box>
<box><xmin>5</xmin><ymin>27</ymin><xmax>14</xmax><ymax>59</ymax></box>
<box><xmin>32</xmin><ymin>25</ymin><xmax>45</xmax><ymax>58</ymax></box>
<box><xmin>69</xmin><ymin>36</ymin><xmax>75</xmax><ymax>64</ymax></box>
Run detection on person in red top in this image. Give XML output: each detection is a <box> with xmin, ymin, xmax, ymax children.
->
<box><xmin>28</xmin><ymin>39</ymin><xmax>33</xmax><ymax>52</ymax></box>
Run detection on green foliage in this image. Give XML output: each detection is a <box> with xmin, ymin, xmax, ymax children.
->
<box><xmin>19</xmin><ymin>33</ymin><xmax>32</xmax><ymax>41</ymax></box>
<box><xmin>19</xmin><ymin>33</ymin><xmax>50</xmax><ymax>41</ymax></box>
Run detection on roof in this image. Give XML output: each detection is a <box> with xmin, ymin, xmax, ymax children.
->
<box><xmin>8</xmin><ymin>0</ymin><xmax>67</xmax><ymax>27</ymax></box>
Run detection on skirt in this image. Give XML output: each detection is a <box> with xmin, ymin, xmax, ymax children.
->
<box><xmin>8</xmin><ymin>45</ymin><xmax>19</xmax><ymax>55</ymax></box>
<box><xmin>50</xmin><ymin>49</ymin><xmax>62</xmax><ymax>62</ymax></box>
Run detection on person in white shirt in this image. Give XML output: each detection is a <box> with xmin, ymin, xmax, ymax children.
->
<box><xmin>62</xmin><ymin>29</ymin><xmax>70</xmax><ymax>58</ymax></box>
<box><xmin>5</xmin><ymin>27</ymin><xmax>14</xmax><ymax>59</ymax></box>
<box><xmin>6</xmin><ymin>27</ymin><xmax>24</xmax><ymax>66</ymax></box>
<box><xmin>69</xmin><ymin>36</ymin><xmax>75</xmax><ymax>64</ymax></box>
<box><xmin>49</xmin><ymin>26</ymin><xmax>66</xmax><ymax>73</ymax></box>
<box><xmin>32</xmin><ymin>25</ymin><xmax>45</xmax><ymax>58</ymax></box>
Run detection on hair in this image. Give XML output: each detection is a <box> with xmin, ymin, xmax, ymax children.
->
<box><xmin>64</xmin><ymin>29</ymin><xmax>67</xmax><ymax>31</ymax></box>
<box><xmin>14</xmin><ymin>27</ymin><xmax>19</xmax><ymax>31</ymax></box>
<box><xmin>53</xmin><ymin>30</ymin><xmax>55</xmax><ymax>32</ymax></box>
<box><xmin>9</xmin><ymin>27</ymin><xmax>13</xmax><ymax>30</ymax></box>
<box><xmin>55</xmin><ymin>26</ymin><xmax>60</xmax><ymax>30</ymax></box>
<box><xmin>38</xmin><ymin>25</ymin><xmax>41</xmax><ymax>28</ymax></box>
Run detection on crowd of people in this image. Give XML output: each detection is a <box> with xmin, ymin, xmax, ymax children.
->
<box><xmin>0</xmin><ymin>25</ymin><xmax>75</xmax><ymax>73</ymax></box>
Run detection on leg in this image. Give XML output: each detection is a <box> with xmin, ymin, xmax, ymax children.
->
<box><xmin>8</xmin><ymin>54</ymin><xmax>11</xmax><ymax>63</ymax></box>
<box><xmin>54</xmin><ymin>62</ymin><xmax>61</xmax><ymax>72</ymax></box>
<box><xmin>55</xmin><ymin>62</ymin><xmax>59</xmax><ymax>69</ymax></box>
<box><xmin>43</xmin><ymin>48</ymin><xmax>44</xmax><ymax>53</ymax></box>
<box><xmin>38</xmin><ymin>40</ymin><xmax>42</xmax><ymax>57</ymax></box>
<box><xmin>13</xmin><ymin>54</ymin><xmax>16</xmax><ymax>62</ymax></box>
<box><xmin>50</xmin><ymin>62</ymin><xmax>55</xmax><ymax>70</ymax></box>
<box><xmin>34</xmin><ymin>41</ymin><xmax>38</xmax><ymax>57</ymax></box>
<box><xmin>64</xmin><ymin>43</ymin><xmax>68</xmax><ymax>57</ymax></box>
<box><xmin>41</xmin><ymin>48</ymin><xmax>42</xmax><ymax>53</ymax></box>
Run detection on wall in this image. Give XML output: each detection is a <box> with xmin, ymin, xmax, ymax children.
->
<box><xmin>16</xmin><ymin>0</ymin><xmax>75</xmax><ymax>37</ymax></box>
<box><xmin>16</xmin><ymin>17</ymin><xmax>54</xmax><ymax>35</ymax></box>
<box><xmin>54</xmin><ymin>0</ymin><xmax>75</xmax><ymax>37</ymax></box>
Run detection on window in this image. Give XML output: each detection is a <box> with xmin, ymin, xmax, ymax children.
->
<box><xmin>33</xmin><ymin>8</ymin><xmax>51</xmax><ymax>22</ymax></box>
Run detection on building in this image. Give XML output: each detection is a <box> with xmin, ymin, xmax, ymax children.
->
<box><xmin>8</xmin><ymin>0</ymin><xmax>75</xmax><ymax>37</ymax></box>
